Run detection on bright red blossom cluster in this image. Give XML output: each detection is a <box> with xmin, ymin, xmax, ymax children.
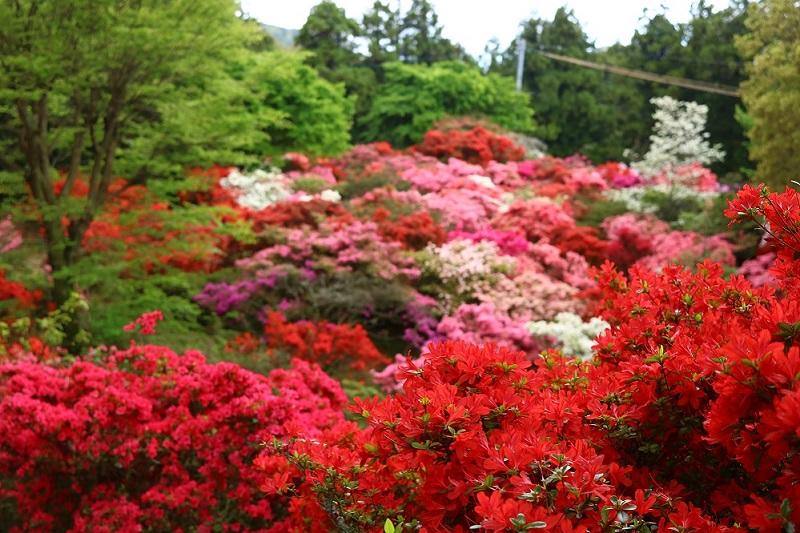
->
<box><xmin>256</xmin><ymin>186</ymin><xmax>800</xmax><ymax>532</ymax></box>
<box><xmin>0</xmin><ymin>269</ymin><xmax>41</xmax><ymax>310</ymax></box>
<box><xmin>122</xmin><ymin>310</ymin><xmax>165</xmax><ymax>336</ymax></box>
<box><xmin>373</xmin><ymin>208</ymin><xmax>447</xmax><ymax>250</ymax></box>
<box><xmin>416</xmin><ymin>127</ymin><xmax>526</xmax><ymax>166</ymax></box>
<box><xmin>0</xmin><ymin>342</ymin><xmax>347</xmax><ymax>531</ymax></box>
<box><xmin>263</xmin><ymin>311</ymin><xmax>390</xmax><ymax>372</ymax></box>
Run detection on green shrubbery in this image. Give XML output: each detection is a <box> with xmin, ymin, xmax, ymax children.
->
<box><xmin>360</xmin><ymin>61</ymin><xmax>534</xmax><ymax>146</ymax></box>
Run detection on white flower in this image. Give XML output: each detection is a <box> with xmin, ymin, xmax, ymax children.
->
<box><xmin>319</xmin><ymin>189</ymin><xmax>342</xmax><ymax>202</ymax></box>
<box><xmin>467</xmin><ymin>174</ymin><xmax>497</xmax><ymax>189</ymax></box>
<box><xmin>607</xmin><ymin>184</ymin><xmax>719</xmax><ymax>213</ymax></box>
<box><xmin>220</xmin><ymin>168</ymin><xmax>291</xmax><ymax>210</ymax></box>
<box><xmin>527</xmin><ymin>312</ymin><xmax>609</xmax><ymax>359</ymax></box>
<box><xmin>421</xmin><ymin>239</ymin><xmax>516</xmax><ymax>311</ymax></box>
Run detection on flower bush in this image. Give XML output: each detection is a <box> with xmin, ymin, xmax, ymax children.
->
<box><xmin>0</xmin><ymin>341</ymin><xmax>347</xmax><ymax>531</ymax></box>
<box><xmin>418</xmin><ymin>239</ymin><xmax>515</xmax><ymax>312</ymax></box>
<box><xmin>255</xmin><ymin>184</ymin><xmax>800</xmax><ymax>532</ymax></box>
<box><xmin>632</xmin><ymin>96</ymin><xmax>725</xmax><ymax>176</ymax></box>
<box><xmin>262</xmin><ymin>311</ymin><xmax>389</xmax><ymax>373</ymax></box>
<box><xmin>220</xmin><ymin>168</ymin><xmax>292</xmax><ymax>210</ymax></box>
<box><xmin>415</xmin><ymin>127</ymin><xmax>526</xmax><ymax>166</ymax></box>
<box><xmin>436</xmin><ymin>302</ymin><xmax>540</xmax><ymax>358</ymax></box>
<box><xmin>1</xmin><ymin>121</ymin><xmax>788</xmax><ymax>531</ymax></box>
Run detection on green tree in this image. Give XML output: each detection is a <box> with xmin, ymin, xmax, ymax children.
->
<box><xmin>363</xmin><ymin>1</ymin><xmax>402</xmax><ymax>68</ymax></box>
<box><xmin>622</xmin><ymin>2</ymin><xmax>750</xmax><ymax>175</ymax></box>
<box><xmin>361</xmin><ymin>61</ymin><xmax>533</xmax><ymax>146</ymax></box>
<box><xmin>736</xmin><ymin>0</ymin><xmax>800</xmax><ymax>187</ymax></box>
<box><xmin>241</xmin><ymin>51</ymin><xmax>354</xmax><ymax>157</ymax></box>
<box><xmin>296</xmin><ymin>0</ymin><xmax>361</xmax><ymax>78</ymax></box>
<box><xmin>504</xmin><ymin>7</ymin><xmax>646</xmax><ymax>161</ymax></box>
<box><xmin>296</xmin><ymin>0</ymin><xmax>374</xmax><ymax>143</ymax></box>
<box><xmin>0</xmin><ymin>0</ymin><xmax>261</xmax><ymax>303</ymax></box>
<box><xmin>398</xmin><ymin>0</ymin><xmax>469</xmax><ymax>64</ymax></box>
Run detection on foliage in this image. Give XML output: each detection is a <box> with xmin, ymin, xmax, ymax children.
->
<box><xmin>396</xmin><ymin>0</ymin><xmax>470</xmax><ymax>65</ymax></box>
<box><xmin>0</xmin><ymin>0</ymin><xmax>263</xmax><ymax>306</ymax></box>
<box><xmin>296</xmin><ymin>0</ymin><xmax>362</xmax><ymax>77</ymax></box>
<box><xmin>361</xmin><ymin>61</ymin><xmax>534</xmax><ymax>146</ymax></box>
<box><xmin>240</xmin><ymin>50</ymin><xmax>354</xmax><ymax>157</ymax></box>
<box><xmin>736</xmin><ymin>0</ymin><xmax>800</xmax><ymax>188</ymax></box>
<box><xmin>497</xmin><ymin>3</ymin><xmax>749</xmax><ymax>172</ymax></box>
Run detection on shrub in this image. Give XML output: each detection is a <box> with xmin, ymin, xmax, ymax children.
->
<box><xmin>256</xmin><ymin>184</ymin><xmax>800</xmax><ymax>531</ymax></box>
<box><xmin>241</xmin><ymin>50</ymin><xmax>354</xmax><ymax>157</ymax></box>
<box><xmin>262</xmin><ymin>311</ymin><xmax>390</xmax><ymax>374</ymax></box>
<box><xmin>415</xmin><ymin>127</ymin><xmax>526</xmax><ymax>166</ymax></box>
<box><xmin>361</xmin><ymin>61</ymin><xmax>534</xmax><ymax>146</ymax></box>
<box><xmin>0</xmin><ymin>342</ymin><xmax>347</xmax><ymax>531</ymax></box>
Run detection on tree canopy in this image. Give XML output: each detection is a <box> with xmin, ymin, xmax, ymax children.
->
<box><xmin>361</xmin><ymin>61</ymin><xmax>534</xmax><ymax>147</ymax></box>
<box><xmin>736</xmin><ymin>0</ymin><xmax>800</xmax><ymax>187</ymax></box>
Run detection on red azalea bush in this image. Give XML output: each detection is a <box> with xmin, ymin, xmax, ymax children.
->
<box><xmin>256</xmin><ymin>185</ymin><xmax>800</xmax><ymax>532</ymax></box>
<box><xmin>0</xmin><ymin>341</ymin><xmax>347</xmax><ymax>531</ymax></box>
<box><xmin>0</xmin><ymin>270</ymin><xmax>41</xmax><ymax>311</ymax></box>
<box><xmin>249</xmin><ymin>199</ymin><xmax>354</xmax><ymax>231</ymax></box>
<box><xmin>416</xmin><ymin>127</ymin><xmax>525</xmax><ymax>166</ymax></box>
<box><xmin>263</xmin><ymin>311</ymin><xmax>390</xmax><ymax>373</ymax></box>
<box><xmin>373</xmin><ymin>209</ymin><xmax>447</xmax><ymax>250</ymax></box>
<box><xmin>550</xmin><ymin>225</ymin><xmax>610</xmax><ymax>265</ymax></box>
<box><xmin>83</xmin><ymin>204</ymin><xmax>229</xmax><ymax>274</ymax></box>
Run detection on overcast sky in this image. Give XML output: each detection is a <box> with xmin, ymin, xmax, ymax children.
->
<box><xmin>241</xmin><ymin>0</ymin><xmax>732</xmax><ymax>58</ymax></box>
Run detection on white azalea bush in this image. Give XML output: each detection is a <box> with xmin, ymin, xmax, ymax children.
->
<box><xmin>220</xmin><ymin>168</ymin><xmax>291</xmax><ymax>210</ymax></box>
<box><xmin>607</xmin><ymin>183</ymin><xmax>719</xmax><ymax>214</ymax></box>
<box><xmin>220</xmin><ymin>168</ymin><xmax>343</xmax><ymax>210</ymax></box>
<box><xmin>527</xmin><ymin>312</ymin><xmax>609</xmax><ymax>359</ymax></box>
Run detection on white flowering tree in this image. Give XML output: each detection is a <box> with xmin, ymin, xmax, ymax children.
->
<box><xmin>632</xmin><ymin>96</ymin><xmax>725</xmax><ymax>176</ymax></box>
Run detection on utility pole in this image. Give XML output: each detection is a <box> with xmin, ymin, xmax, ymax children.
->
<box><xmin>515</xmin><ymin>35</ymin><xmax>526</xmax><ymax>91</ymax></box>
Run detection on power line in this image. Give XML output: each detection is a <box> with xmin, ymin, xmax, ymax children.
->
<box><xmin>536</xmin><ymin>50</ymin><xmax>741</xmax><ymax>98</ymax></box>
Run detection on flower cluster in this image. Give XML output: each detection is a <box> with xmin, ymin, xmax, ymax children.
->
<box><xmin>632</xmin><ymin>95</ymin><xmax>725</xmax><ymax>176</ymax></box>
<box><xmin>418</xmin><ymin>239</ymin><xmax>515</xmax><ymax>311</ymax></box>
<box><xmin>122</xmin><ymin>310</ymin><xmax>164</xmax><ymax>336</ymax></box>
<box><xmin>0</xmin><ymin>269</ymin><xmax>41</xmax><ymax>310</ymax></box>
<box><xmin>220</xmin><ymin>168</ymin><xmax>292</xmax><ymax>210</ymax></box>
<box><xmin>0</xmin><ymin>342</ymin><xmax>347</xmax><ymax>531</ymax></box>
<box><xmin>0</xmin><ymin>216</ymin><xmax>22</xmax><ymax>254</ymax></box>
<box><xmin>416</xmin><ymin>127</ymin><xmax>526</xmax><ymax>166</ymax></box>
<box><xmin>256</xmin><ymin>184</ymin><xmax>800</xmax><ymax>532</ymax></box>
<box><xmin>237</xmin><ymin>220</ymin><xmax>420</xmax><ymax>281</ymax></box>
<box><xmin>436</xmin><ymin>302</ymin><xmax>541</xmax><ymax>357</ymax></box>
<box><xmin>262</xmin><ymin>311</ymin><xmax>389</xmax><ymax>372</ymax></box>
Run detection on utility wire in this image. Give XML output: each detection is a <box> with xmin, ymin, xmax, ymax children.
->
<box><xmin>536</xmin><ymin>50</ymin><xmax>741</xmax><ymax>97</ymax></box>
